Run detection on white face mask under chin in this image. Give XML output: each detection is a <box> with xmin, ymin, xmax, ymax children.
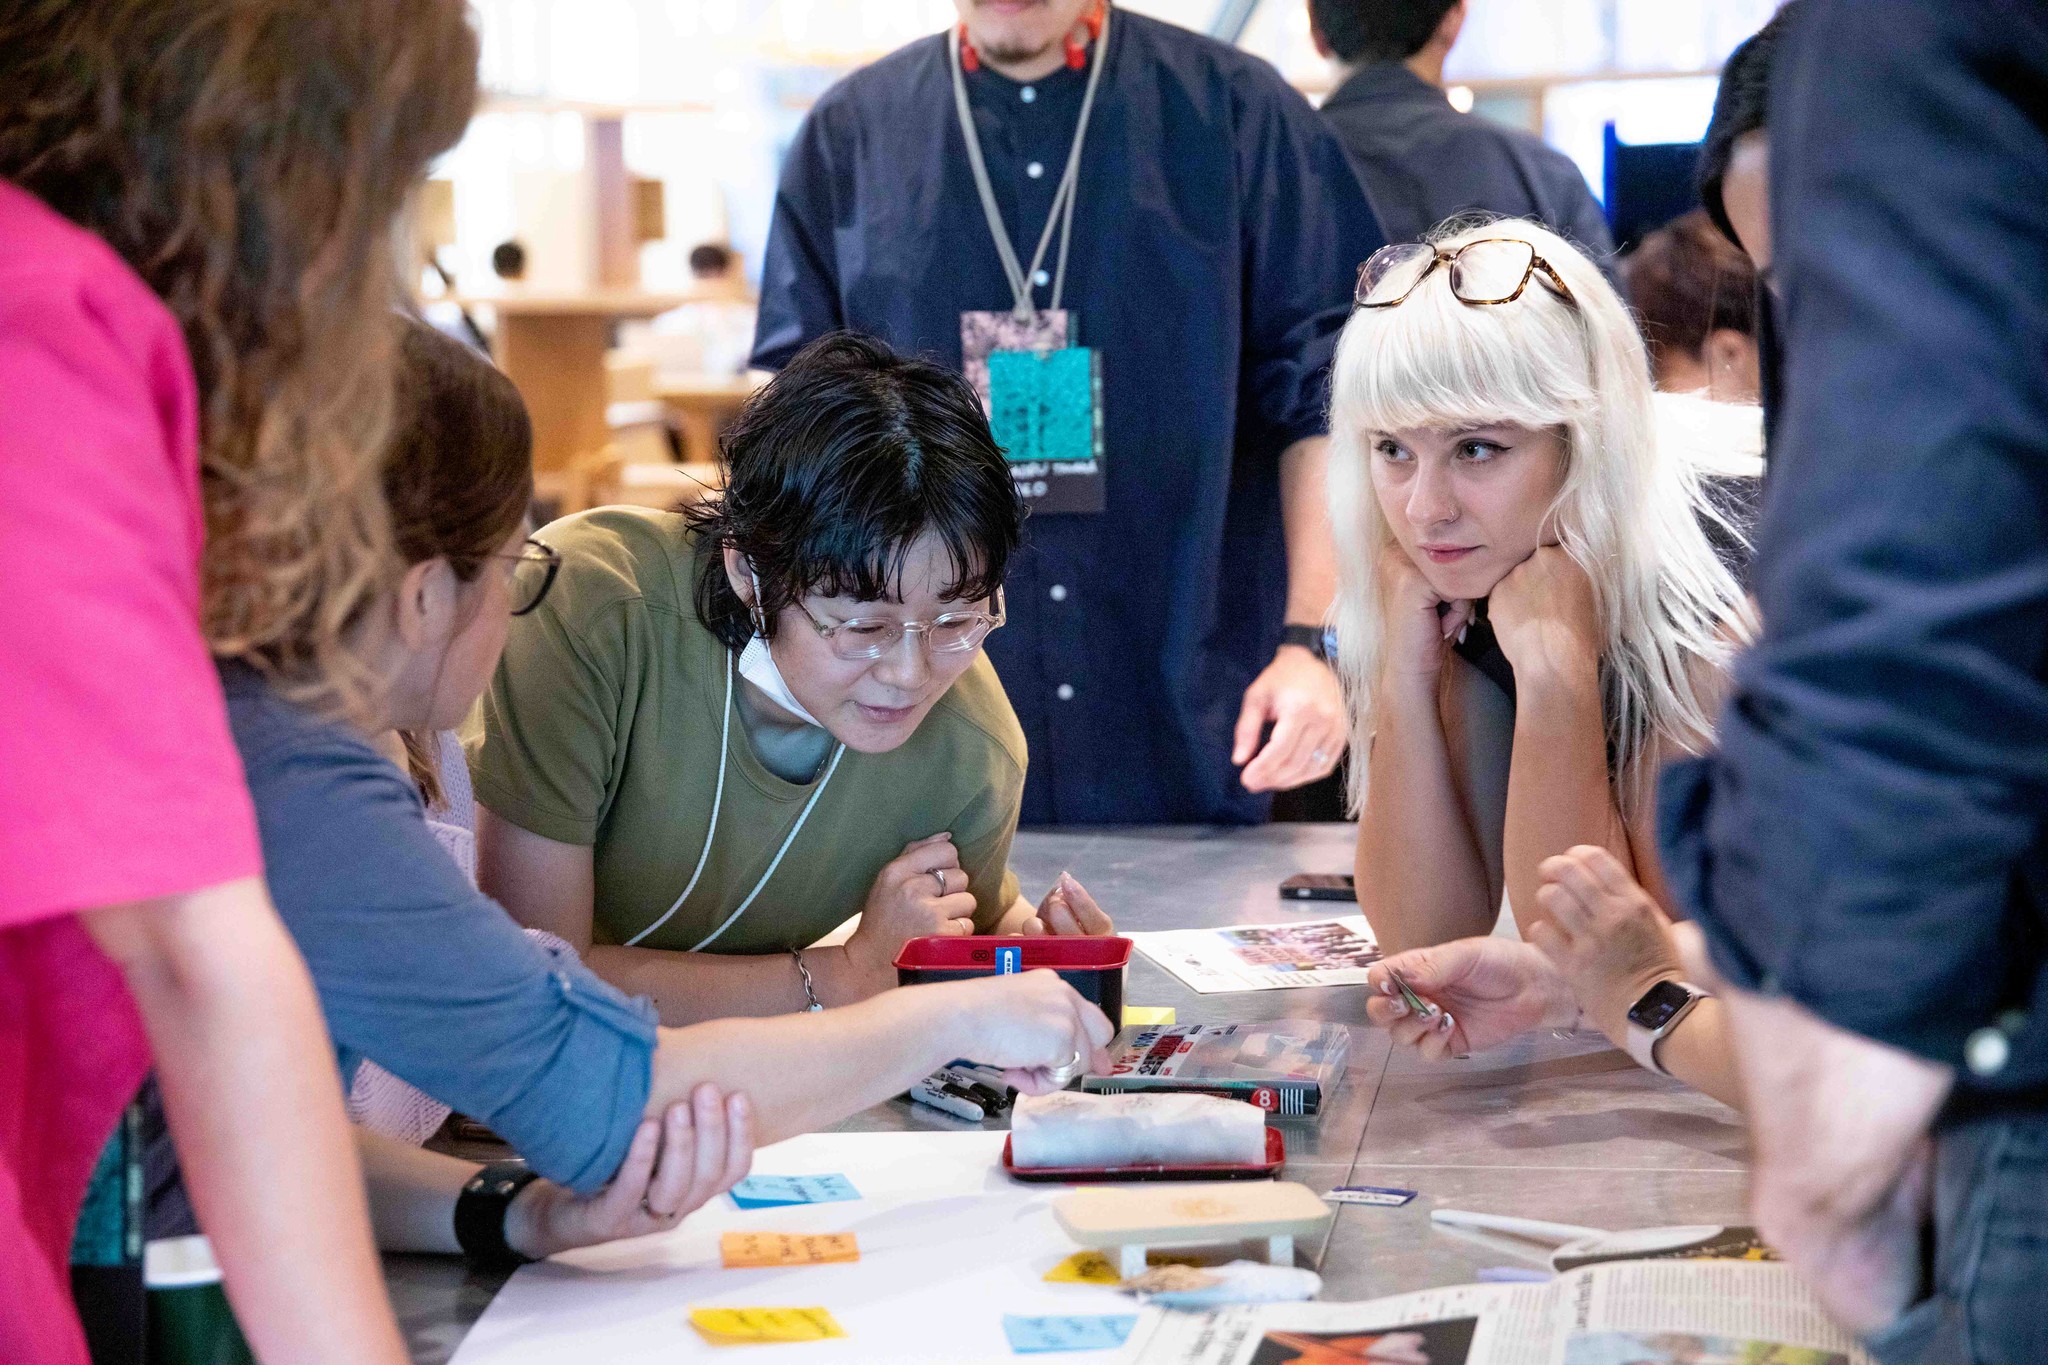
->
<box><xmin>741</xmin><ymin>567</ymin><xmax>825</xmax><ymax>728</ymax></box>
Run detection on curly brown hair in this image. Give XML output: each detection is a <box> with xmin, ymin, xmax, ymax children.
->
<box><xmin>0</xmin><ymin>0</ymin><xmax>479</xmax><ymax>715</ymax></box>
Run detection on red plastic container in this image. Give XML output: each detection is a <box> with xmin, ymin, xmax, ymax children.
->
<box><xmin>1000</xmin><ymin>1125</ymin><xmax>1286</xmax><ymax>1183</ymax></box>
<box><xmin>894</xmin><ymin>935</ymin><xmax>1132</xmax><ymax>1023</ymax></box>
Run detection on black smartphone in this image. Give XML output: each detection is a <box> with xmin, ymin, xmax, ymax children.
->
<box><xmin>1279</xmin><ymin>872</ymin><xmax>1357</xmax><ymax>903</ymax></box>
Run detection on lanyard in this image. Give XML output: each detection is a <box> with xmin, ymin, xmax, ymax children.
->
<box><xmin>948</xmin><ymin>9</ymin><xmax>1111</xmax><ymax>322</ymax></box>
<box><xmin>625</xmin><ymin>652</ymin><xmax>846</xmax><ymax>952</ymax></box>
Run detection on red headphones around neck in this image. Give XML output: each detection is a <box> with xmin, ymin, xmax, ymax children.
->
<box><xmin>957</xmin><ymin>2</ymin><xmax>1106</xmax><ymax>74</ymax></box>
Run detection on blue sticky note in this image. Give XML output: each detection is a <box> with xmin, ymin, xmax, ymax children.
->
<box><xmin>728</xmin><ymin>1173</ymin><xmax>861</xmax><ymax>1210</ymax></box>
<box><xmin>1002</xmin><ymin>1315</ymin><xmax>1138</xmax><ymax>1354</ymax></box>
<box><xmin>995</xmin><ymin>946</ymin><xmax>1023</xmax><ymax>974</ymax></box>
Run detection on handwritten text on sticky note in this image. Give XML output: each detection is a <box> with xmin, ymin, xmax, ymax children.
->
<box><xmin>1003</xmin><ymin>1315</ymin><xmax>1138</xmax><ymax>1353</ymax></box>
<box><xmin>688</xmin><ymin>1307</ymin><xmax>845</xmax><ymax>1344</ymax></box>
<box><xmin>728</xmin><ymin>1173</ymin><xmax>861</xmax><ymax>1209</ymax></box>
<box><xmin>720</xmin><ymin>1232</ymin><xmax>860</xmax><ymax>1269</ymax></box>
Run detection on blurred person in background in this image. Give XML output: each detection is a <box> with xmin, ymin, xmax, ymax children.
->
<box><xmin>1661</xmin><ymin>1</ymin><xmax>2048</xmax><ymax>1359</ymax></box>
<box><xmin>642</xmin><ymin>242</ymin><xmax>759</xmax><ymax>381</ymax></box>
<box><xmin>1621</xmin><ymin>209</ymin><xmax>1760</xmax><ymax>406</ymax></box>
<box><xmin>753</xmin><ymin>0</ymin><xmax>1386</xmax><ymax>825</ymax></box>
<box><xmin>1309</xmin><ymin>0</ymin><xmax>1612</xmax><ymax>260</ymax></box>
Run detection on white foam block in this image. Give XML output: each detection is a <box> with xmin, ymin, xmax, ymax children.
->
<box><xmin>1009</xmin><ymin>1090</ymin><xmax>1267</xmax><ymax>1170</ymax></box>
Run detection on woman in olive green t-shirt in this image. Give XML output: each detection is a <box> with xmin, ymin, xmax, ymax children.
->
<box><xmin>470</xmin><ymin>335</ymin><xmax>1112</xmax><ymax>1025</ymax></box>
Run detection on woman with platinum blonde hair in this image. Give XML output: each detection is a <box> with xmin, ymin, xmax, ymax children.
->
<box><xmin>1330</xmin><ymin>218</ymin><xmax>1755</xmax><ymax>1107</ymax></box>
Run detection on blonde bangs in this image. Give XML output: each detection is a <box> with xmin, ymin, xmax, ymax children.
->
<box><xmin>1334</xmin><ymin>259</ymin><xmax>1591</xmax><ymax>444</ymax></box>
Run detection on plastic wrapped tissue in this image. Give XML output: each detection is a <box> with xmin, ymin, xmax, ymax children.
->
<box><xmin>1009</xmin><ymin>1090</ymin><xmax>1267</xmax><ymax>1169</ymax></box>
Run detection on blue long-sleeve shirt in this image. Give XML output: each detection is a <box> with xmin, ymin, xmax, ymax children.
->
<box><xmin>223</xmin><ymin>664</ymin><xmax>657</xmax><ymax>1192</ymax></box>
<box><xmin>752</xmin><ymin>13</ymin><xmax>1385</xmax><ymax>824</ymax></box>
<box><xmin>1659</xmin><ymin>0</ymin><xmax>2048</xmax><ymax>1113</ymax></box>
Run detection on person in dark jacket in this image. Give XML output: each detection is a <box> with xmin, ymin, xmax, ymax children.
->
<box><xmin>1659</xmin><ymin>1</ymin><xmax>2048</xmax><ymax>1359</ymax></box>
<box><xmin>752</xmin><ymin>2</ymin><xmax>1387</xmax><ymax>826</ymax></box>
<box><xmin>1308</xmin><ymin>0</ymin><xmax>1612</xmax><ymax>258</ymax></box>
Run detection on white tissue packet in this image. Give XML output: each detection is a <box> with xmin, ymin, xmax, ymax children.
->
<box><xmin>1009</xmin><ymin>1089</ymin><xmax>1267</xmax><ymax>1169</ymax></box>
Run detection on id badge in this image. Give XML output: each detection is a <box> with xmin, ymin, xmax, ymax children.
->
<box><xmin>961</xmin><ymin>309</ymin><xmax>1106</xmax><ymax>515</ymax></box>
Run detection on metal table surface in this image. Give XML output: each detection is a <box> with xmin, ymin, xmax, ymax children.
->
<box><xmin>386</xmin><ymin>823</ymin><xmax>1749</xmax><ymax>1363</ymax></box>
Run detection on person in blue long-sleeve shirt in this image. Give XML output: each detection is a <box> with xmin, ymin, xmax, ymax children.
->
<box><xmin>1658</xmin><ymin>1</ymin><xmax>2048</xmax><ymax>1357</ymax></box>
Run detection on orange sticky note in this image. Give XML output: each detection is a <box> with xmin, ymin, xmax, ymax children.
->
<box><xmin>688</xmin><ymin>1307</ymin><xmax>846</xmax><ymax>1344</ymax></box>
<box><xmin>719</xmin><ymin>1232</ymin><xmax>860</xmax><ymax>1269</ymax></box>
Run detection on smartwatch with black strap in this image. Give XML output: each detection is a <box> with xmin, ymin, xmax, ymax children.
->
<box><xmin>454</xmin><ymin>1159</ymin><xmax>542</xmax><ymax>1270</ymax></box>
<box><xmin>1280</xmin><ymin>623</ymin><xmax>1336</xmax><ymax>664</ymax></box>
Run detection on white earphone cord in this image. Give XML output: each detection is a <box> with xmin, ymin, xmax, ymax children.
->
<box><xmin>624</xmin><ymin>653</ymin><xmax>846</xmax><ymax>952</ymax></box>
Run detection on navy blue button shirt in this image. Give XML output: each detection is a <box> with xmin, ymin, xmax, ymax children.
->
<box><xmin>753</xmin><ymin>12</ymin><xmax>1385</xmax><ymax>825</ymax></box>
<box><xmin>1318</xmin><ymin>62</ymin><xmax>1611</xmax><ymax>264</ymax></box>
<box><xmin>1660</xmin><ymin>0</ymin><xmax>2048</xmax><ymax>1114</ymax></box>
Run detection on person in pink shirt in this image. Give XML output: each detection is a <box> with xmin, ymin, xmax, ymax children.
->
<box><xmin>0</xmin><ymin>3</ymin><xmax>478</xmax><ymax>1361</ymax></box>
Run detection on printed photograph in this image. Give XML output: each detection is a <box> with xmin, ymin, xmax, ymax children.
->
<box><xmin>1223</xmin><ymin>922</ymin><xmax>1383</xmax><ymax>973</ymax></box>
<box><xmin>1249</xmin><ymin>1315</ymin><xmax>1478</xmax><ymax>1365</ymax></box>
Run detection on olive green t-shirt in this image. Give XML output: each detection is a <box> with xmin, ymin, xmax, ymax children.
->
<box><xmin>467</xmin><ymin>507</ymin><xmax>1026</xmax><ymax>954</ymax></box>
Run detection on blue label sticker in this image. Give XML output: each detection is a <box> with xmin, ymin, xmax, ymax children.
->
<box><xmin>728</xmin><ymin>1173</ymin><xmax>862</xmax><ymax>1210</ymax></box>
<box><xmin>995</xmin><ymin>946</ymin><xmax>1024</xmax><ymax>975</ymax></box>
<box><xmin>1002</xmin><ymin>1315</ymin><xmax>1139</xmax><ymax>1354</ymax></box>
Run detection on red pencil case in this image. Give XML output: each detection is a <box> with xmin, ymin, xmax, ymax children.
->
<box><xmin>1000</xmin><ymin>1125</ymin><xmax>1286</xmax><ymax>1183</ymax></box>
<box><xmin>895</xmin><ymin>935</ymin><xmax>1132</xmax><ymax>1024</ymax></box>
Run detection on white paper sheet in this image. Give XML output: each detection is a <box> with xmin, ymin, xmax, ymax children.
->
<box><xmin>448</xmin><ymin>1131</ymin><xmax>1165</xmax><ymax>1365</ymax></box>
<box><xmin>1126</xmin><ymin>917</ymin><xmax>1381</xmax><ymax>993</ymax></box>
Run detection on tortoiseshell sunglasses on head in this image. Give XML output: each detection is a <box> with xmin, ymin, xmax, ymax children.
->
<box><xmin>1354</xmin><ymin>238</ymin><xmax>1577</xmax><ymax>310</ymax></box>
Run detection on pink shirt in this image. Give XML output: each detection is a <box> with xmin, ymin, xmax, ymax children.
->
<box><xmin>0</xmin><ymin>180</ymin><xmax>263</xmax><ymax>1365</ymax></box>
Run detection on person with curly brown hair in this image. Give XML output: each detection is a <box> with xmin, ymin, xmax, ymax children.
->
<box><xmin>0</xmin><ymin>3</ymin><xmax>477</xmax><ymax>1361</ymax></box>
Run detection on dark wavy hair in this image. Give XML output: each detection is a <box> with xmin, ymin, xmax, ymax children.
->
<box><xmin>686</xmin><ymin>333</ymin><xmax>1024</xmax><ymax>653</ymax></box>
<box><xmin>0</xmin><ymin>0</ymin><xmax>479</xmax><ymax>716</ymax></box>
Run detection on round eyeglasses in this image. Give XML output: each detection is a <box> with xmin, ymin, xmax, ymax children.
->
<box><xmin>792</xmin><ymin>589</ymin><xmax>1007</xmax><ymax>662</ymax></box>
<box><xmin>1354</xmin><ymin>238</ymin><xmax>1577</xmax><ymax>311</ymax></box>
<box><xmin>496</xmin><ymin>537</ymin><xmax>562</xmax><ymax>617</ymax></box>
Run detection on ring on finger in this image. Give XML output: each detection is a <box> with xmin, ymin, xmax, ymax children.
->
<box><xmin>931</xmin><ymin>868</ymin><xmax>950</xmax><ymax>896</ymax></box>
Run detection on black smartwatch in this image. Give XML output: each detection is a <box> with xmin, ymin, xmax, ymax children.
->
<box><xmin>454</xmin><ymin>1160</ymin><xmax>542</xmax><ymax>1270</ymax></box>
<box><xmin>1280</xmin><ymin>623</ymin><xmax>1336</xmax><ymax>664</ymax></box>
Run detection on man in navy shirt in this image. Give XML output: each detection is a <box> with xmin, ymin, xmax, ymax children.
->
<box><xmin>1308</xmin><ymin>0</ymin><xmax>1611</xmax><ymax>258</ymax></box>
<box><xmin>753</xmin><ymin>0</ymin><xmax>1386</xmax><ymax>825</ymax></box>
<box><xmin>1661</xmin><ymin>1</ymin><xmax>2048</xmax><ymax>1357</ymax></box>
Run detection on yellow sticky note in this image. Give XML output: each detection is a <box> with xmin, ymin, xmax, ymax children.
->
<box><xmin>720</xmin><ymin>1232</ymin><xmax>860</xmax><ymax>1269</ymax></box>
<box><xmin>1043</xmin><ymin>1250</ymin><xmax>1124</xmax><ymax>1285</ymax></box>
<box><xmin>1122</xmin><ymin>1006</ymin><xmax>1176</xmax><ymax>1027</ymax></box>
<box><xmin>688</xmin><ymin>1307</ymin><xmax>846</xmax><ymax>1344</ymax></box>
<box><xmin>1043</xmin><ymin>1247</ymin><xmax>1209</xmax><ymax>1285</ymax></box>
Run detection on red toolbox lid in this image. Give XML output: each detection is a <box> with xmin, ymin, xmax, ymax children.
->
<box><xmin>893</xmin><ymin>935</ymin><xmax>1134</xmax><ymax>972</ymax></box>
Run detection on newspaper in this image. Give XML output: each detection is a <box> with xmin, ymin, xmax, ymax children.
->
<box><xmin>1126</xmin><ymin>917</ymin><xmax>1382</xmax><ymax>994</ymax></box>
<box><xmin>1130</xmin><ymin>1261</ymin><xmax>1871</xmax><ymax>1365</ymax></box>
